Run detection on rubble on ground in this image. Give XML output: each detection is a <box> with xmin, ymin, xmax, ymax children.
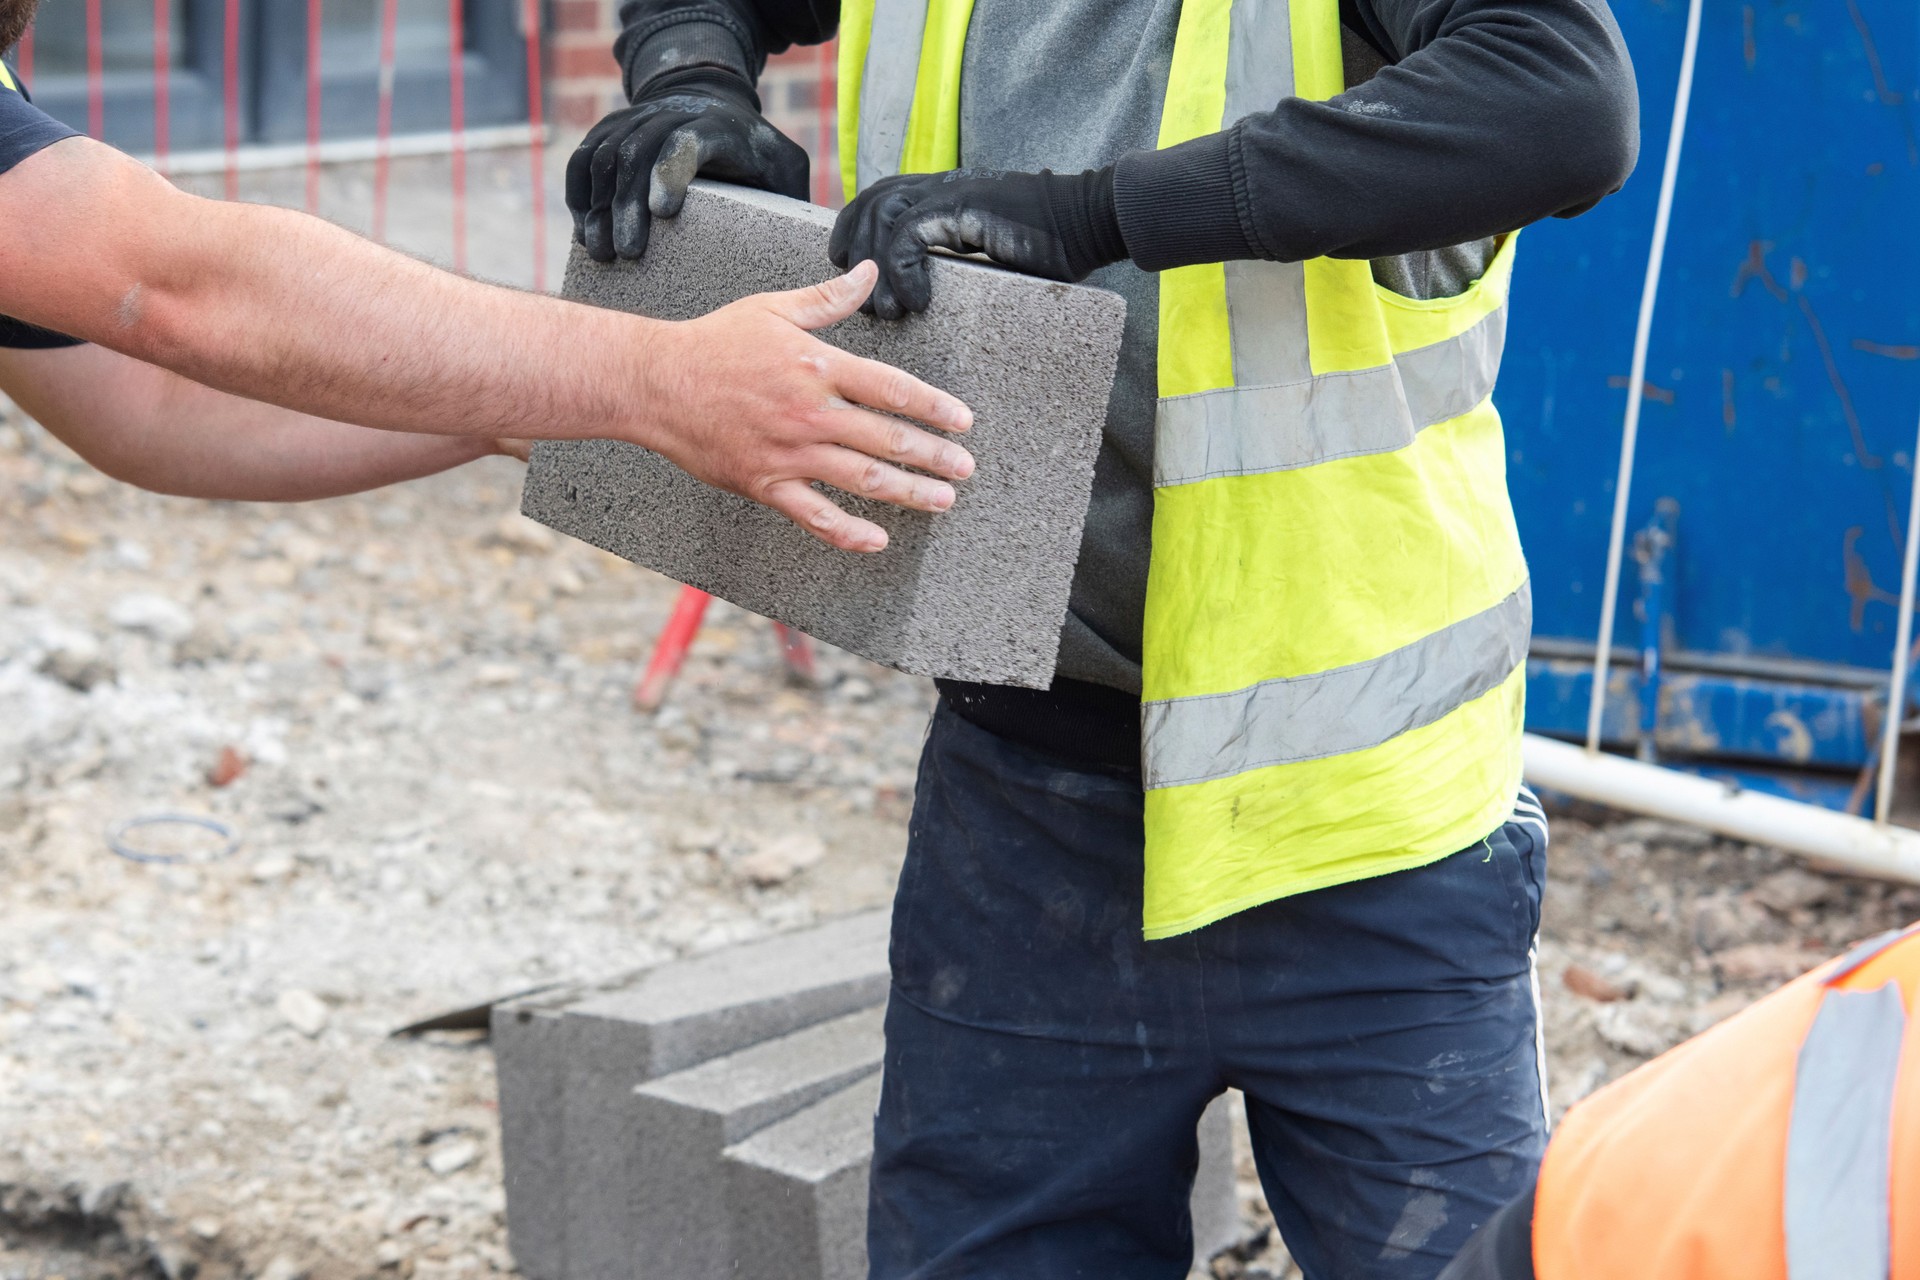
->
<box><xmin>0</xmin><ymin>412</ymin><xmax>927</xmax><ymax>1280</ymax></box>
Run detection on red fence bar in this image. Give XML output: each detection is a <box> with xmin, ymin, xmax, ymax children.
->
<box><xmin>18</xmin><ymin>22</ymin><xmax>32</xmax><ymax>83</ymax></box>
<box><xmin>371</xmin><ymin>0</ymin><xmax>398</xmax><ymax>239</ymax></box>
<box><xmin>305</xmin><ymin>0</ymin><xmax>323</xmax><ymax>211</ymax></box>
<box><xmin>448</xmin><ymin>0</ymin><xmax>467</xmax><ymax>273</ymax></box>
<box><xmin>222</xmin><ymin>0</ymin><xmax>239</xmax><ymax>198</ymax></box>
<box><xmin>84</xmin><ymin>0</ymin><xmax>103</xmax><ymax>137</ymax></box>
<box><xmin>522</xmin><ymin>0</ymin><xmax>545</xmax><ymax>291</ymax></box>
<box><xmin>152</xmin><ymin>0</ymin><xmax>170</xmax><ymax>170</ymax></box>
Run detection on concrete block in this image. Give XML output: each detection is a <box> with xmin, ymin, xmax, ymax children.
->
<box><xmin>1191</xmin><ymin>1092</ymin><xmax>1244</xmax><ymax>1269</ymax></box>
<box><xmin>722</xmin><ymin>1071</ymin><xmax>884</xmax><ymax>1280</ymax></box>
<box><xmin>520</xmin><ymin>180</ymin><xmax>1127</xmax><ymax>690</ymax></box>
<box><xmin>623</xmin><ymin>1006</ymin><xmax>886</xmax><ymax>1280</ymax></box>
<box><xmin>561</xmin><ymin>910</ymin><xmax>890</xmax><ymax>1280</ymax></box>
<box><xmin>491</xmin><ymin>984</ymin><xmax>590</xmax><ymax>1280</ymax></box>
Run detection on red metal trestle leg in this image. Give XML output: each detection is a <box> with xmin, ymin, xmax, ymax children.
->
<box><xmin>634</xmin><ymin>586</ymin><xmax>714</xmax><ymax>712</ymax></box>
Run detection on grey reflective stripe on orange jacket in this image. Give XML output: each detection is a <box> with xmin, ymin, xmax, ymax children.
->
<box><xmin>1784</xmin><ymin>980</ymin><xmax>1907</xmax><ymax>1280</ymax></box>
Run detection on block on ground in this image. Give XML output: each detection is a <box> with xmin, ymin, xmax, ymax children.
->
<box><xmin>491</xmin><ymin>984</ymin><xmax>591</xmax><ymax>1280</ymax></box>
<box><xmin>520</xmin><ymin>181</ymin><xmax>1126</xmax><ymax>689</ymax></box>
<box><xmin>560</xmin><ymin>910</ymin><xmax>890</xmax><ymax>1280</ymax></box>
<box><xmin>623</xmin><ymin>1006</ymin><xmax>886</xmax><ymax>1280</ymax></box>
<box><xmin>722</xmin><ymin>1071</ymin><xmax>885</xmax><ymax>1280</ymax></box>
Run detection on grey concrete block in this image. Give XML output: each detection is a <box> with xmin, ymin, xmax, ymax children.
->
<box><xmin>520</xmin><ymin>180</ymin><xmax>1126</xmax><ymax>690</ymax></box>
<box><xmin>1191</xmin><ymin>1093</ymin><xmax>1244</xmax><ymax>1269</ymax></box>
<box><xmin>561</xmin><ymin>911</ymin><xmax>891</xmax><ymax>1280</ymax></box>
<box><xmin>491</xmin><ymin>985</ymin><xmax>591</xmax><ymax>1280</ymax></box>
<box><xmin>623</xmin><ymin>1006</ymin><xmax>886</xmax><ymax>1280</ymax></box>
<box><xmin>722</xmin><ymin>1071</ymin><xmax>884</xmax><ymax>1280</ymax></box>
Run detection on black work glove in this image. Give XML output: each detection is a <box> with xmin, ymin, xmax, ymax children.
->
<box><xmin>566</xmin><ymin>85</ymin><xmax>810</xmax><ymax>262</ymax></box>
<box><xmin>827</xmin><ymin>166</ymin><xmax>1127</xmax><ymax>319</ymax></box>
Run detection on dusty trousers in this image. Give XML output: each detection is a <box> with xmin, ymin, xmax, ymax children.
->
<box><xmin>867</xmin><ymin>705</ymin><xmax>1550</xmax><ymax>1280</ymax></box>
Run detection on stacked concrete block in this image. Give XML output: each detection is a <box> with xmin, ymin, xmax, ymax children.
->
<box><xmin>626</xmin><ymin>1007</ymin><xmax>886</xmax><ymax>1280</ymax></box>
<box><xmin>519</xmin><ymin>180</ymin><xmax>1128</xmax><ymax>689</ymax></box>
<box><xmin>722</xmin><ymin>1070</ymin><xmax>886</xmax><ymax>1280</ymax></box>
<box><xmin>493</xmin><ymin>909</ymin><xmax>1247</xmax><ymax>1280</ymax></box>
<box><xmin>494</xmin><ymin>910</ymin><xmax>890</xmax><ymax>1280</ymax></box>
<box><xmin>558</xmin><ymin>911</ymin><xmax>892</xmax><ymax>1280</ymax></box>
<box><xmin>493</xmin><ymin>984</ymin><xmax>589</xmax><ymax>1280</ymax></box>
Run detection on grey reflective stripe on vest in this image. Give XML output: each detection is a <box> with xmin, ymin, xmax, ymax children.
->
<box><xmin>1784</xmin><ymin>982</ymin><xmax>1906</xmax><ymax>1280</ymax></box>
<box><xmin>855</xmin><ymin>0</ymin><xmax>930</xmax><ymax>191</ymax></box>
<box><xmin>1142</xmin><ymin>580</ymin><xmax>1530</xmax><ymax>790</ymax></box>
<box><xmin>1220</xmin><ymin>0</ymin><xmax>1313</xmax><ymax>391</ymax></box>
<box><xmin>1154</xmin><ymin>302</ymin><xmax>1507</xmax><ymax>487</ymax></box>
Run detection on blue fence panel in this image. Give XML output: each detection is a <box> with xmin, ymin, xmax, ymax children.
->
<box><xmin>1504</xmin><ymin>0</ymin><xmax>1920</xmax><ymax>777</ymax></box>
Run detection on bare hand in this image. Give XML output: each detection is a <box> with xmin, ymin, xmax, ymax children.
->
<box><xmin>638</xmin><ymin>260</ymin><xmax>975</xmax><ymax>552</ymax></box>
<box><xmin>492</xmin><ymin>437</ymin><xmax>533</xmax><ymax>462</ymax></box>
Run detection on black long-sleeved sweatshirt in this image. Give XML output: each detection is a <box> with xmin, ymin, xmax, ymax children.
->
<box><xmin>610</xmin><ymin>0</ymin><xmax>1639</xmax><ymax>772</ymax></box>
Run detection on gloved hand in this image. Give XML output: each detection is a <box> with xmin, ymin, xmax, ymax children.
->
<box><xmin>566</xmin><ymin>88</ymin><xmax>810</xmax><ymax>262</ymax></box>
<box><xmin>827</xmin><ymin>166</ymin><xmax>1127</xmax><ymax>319</ymax></box>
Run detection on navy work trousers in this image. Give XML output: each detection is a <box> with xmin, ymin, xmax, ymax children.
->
<box><xmin>868</xmin><ymin>705</ymin><xmax>1550</xmax><ymax>1280</ymax></box>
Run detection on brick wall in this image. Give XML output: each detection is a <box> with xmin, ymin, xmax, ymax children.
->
<box><xmin>546</xmin><ymin>10</ymin><xmax>841</xmax><ymax>206</ymax></box>
<box><xmin>547</xmin><ymin>0</ymin><xmax>622</xmax><ymax>129</ymax></box>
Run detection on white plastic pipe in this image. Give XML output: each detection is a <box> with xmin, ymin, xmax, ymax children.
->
<box><xmin>1587</xmin><ymin>0</ymin><xmax>1704</xmax><ymax>753</ymax></box>
<box><xmin>1524</xmin><ymin>733</ymin><xmax>1920</xmax><ymax>884</ymax></box>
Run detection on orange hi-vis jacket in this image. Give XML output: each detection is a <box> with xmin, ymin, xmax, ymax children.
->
<box><xmin>1533</xmin><ymin>923</ymin><xmax>1920</xmax><ymax>1279</ymax></box>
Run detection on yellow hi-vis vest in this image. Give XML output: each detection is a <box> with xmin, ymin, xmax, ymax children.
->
<box><xmin>840</xmin><ymin>0</ymin><xmax>1531</xmax><ymax>939</ymax></box>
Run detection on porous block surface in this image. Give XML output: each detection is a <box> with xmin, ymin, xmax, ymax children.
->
<box><xmin>722</xmin><ymin>1072</ymin><xmax>885</xmax><ymax>1280</ymax></box>
<box><xmin>562</xmin><ymin>908</ymin><xmax>889</xmax><ymax>1078</ymax></box>
<box><xmin>559</xmin><ymin>910</ymin><xmax>890</xmax><ymax>1280</ymax></box>
<box><xmin>520</xmin><ymin>181</ymin><xmax>1125</xmax><ymax>689</ymax></box>
<box><xmin>492</xmin><ymin>991</ymin><xmax>575</xmax><ymax>1280</ymax></box>
<box><xmin>625</xmin><ymin>1007</ymin><xmax>886</xmax><ymax>1280</ymax></box>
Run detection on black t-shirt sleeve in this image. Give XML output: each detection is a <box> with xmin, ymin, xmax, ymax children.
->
<box><xmin>0</xmin><ymin>63</ymin><xmax>85</xmax><ymax>349</ymax></box>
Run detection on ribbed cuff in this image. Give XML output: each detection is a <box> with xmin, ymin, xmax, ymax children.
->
<box><xmin>1043</xmin><ymin>166</ymin><xmax>1130</xmax><ymax>280</ymax></box>
<box><xmin>637</xmin><ymin>67</ymin><xmax>762</xmax><ymax>113</ymax></box>
<box><xmin>1113</xmin><ymin>132</ymin><xmax>1261</xmax><ymax>271</ymax></box>
<box><xmin>625</xmin><ymin>20</ymin><xmax>756</xmax><ymax>104</ymax></box>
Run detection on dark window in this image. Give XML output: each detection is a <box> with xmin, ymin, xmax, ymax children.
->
<box><xmin>20</xmin><ymin>0</ymin><xmax>530</xmax><ymax>153</ymax></box>
<box><xmin>255</xmin><ymin>0</ymin><xmax>530</xmax><ymax>143</ymax></box>
<box><xmin>28</xmin><ymin>0</ymin><xmax>234</xmax><ymax>151</ymax></box>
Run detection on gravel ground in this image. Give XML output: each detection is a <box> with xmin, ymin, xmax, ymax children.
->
<box><xmin>7</xmin><ymin>144</ymin><xmax>1920</xmax><ymax>1280</ymax></box>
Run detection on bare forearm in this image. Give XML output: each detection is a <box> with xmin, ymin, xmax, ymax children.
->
<box><xmin>150</xmin><ymin>421</ymin><xmax>496</xmax><ymax>501</ymax></box>
<box><xmin>0</xmin><ymin>138</ymin><xmax>977</xmax><ymax>551</ymax></box>
<box><xmin>133</xmin><ymin>204</ymin><xmax>649</xmax><ymax>440</ymax></box>
<box><xmin>0</xmin><ymin>140</ymin><xmax>657</xmax><ymax>445</ymax></box>
<box><xmin>0</xmin><ymin>344</ymin><xmax>498</xmax><ymax>500</ymax></box>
